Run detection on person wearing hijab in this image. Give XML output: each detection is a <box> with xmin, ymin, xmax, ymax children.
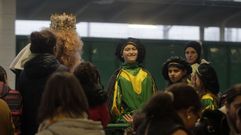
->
<box><xmin>184</xmin><ymin>41</ymin><xmax>209</xmax><ymax>85</ymax></box>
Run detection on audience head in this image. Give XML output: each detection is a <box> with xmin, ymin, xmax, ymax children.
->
<box><xmin>0</xmin><ymin>66</ymin><xmax>7</xmax><ymax>83</ymax></box>
<box><xmin>50</xmin><ymin>13</ymin><xmax>83</xmax><ymax>70</ymax></box>
<box><xmin>184</xmin><ymin>41</ymin><xmax>202</xmax><ymax>64</ymax></box>
<box><xmin>30</xmin><ymin>29</ymin><xmax>56</xmax><ymax>54</ymax></box>
<box><xmin>38</xmin><ymin>72</ymin><xmax>88</xmax><ymax>123</ymax></box>
<box><xmin>74</xmin><ymin>61</ymin><xmax>100</xmax><ymax>85</ymax></box>
<box><xmin>162</xmin><ymin>56</ymin><xmax>192</xmax><ymax>84</ymax></box>
<box><xmin>137</xmin><ymin>91</ymin><xmax>183</xmax><ymax>135</ymax></box>
<box><xmin>115</xmin><ymin>37</ymin><xmax>145</xmax><ymax>64</ymax></box>
<box><xmin>193</xmin><ymin>63</ymin><xmax>219</xmax><ymax>95</ymax></box>
<box><xmin>73</xmin><ymin>61</ymin><xmax>107</xmax><ymax>107</ymax></box>
<box><xmin>166</xmin><ymin>83</ymin><xmax>201</xmax><ymax>129</ymax></box>
<box><xmin>224</xmin><ymin>84</ymin><xmax>241</xmax><ymax>129</ymax></box>
<box><xmin>136</xmin><ymin>83</ymin><xmax>200</xmax><ymax>135</ymax></box>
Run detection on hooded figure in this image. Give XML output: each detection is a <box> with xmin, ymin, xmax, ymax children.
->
<box><xmin>107</xmin><ymin>37</ymin><xmax>157</xmax><ymax>123</ymax></box>
<box><xmin>184</xmin><ymin>41</ymin><xmax>209</xmax><ymax>85</ymax></box>
<box><xmin>184</xmin><ymin>41</ymin><xmax>202</xmax><ymax>64</ymax></box>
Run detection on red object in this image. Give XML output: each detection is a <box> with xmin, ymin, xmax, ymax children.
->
<box><xmin>88</xmin><ymin>103</ymin><xmax>110</xmax><ymax>128</ymax></box>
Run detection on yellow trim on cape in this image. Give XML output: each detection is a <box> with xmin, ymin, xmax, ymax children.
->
<box><xmin>111</xmin><ymin>68</ymin><xmax>148</xmax><ymax>115</ymax></box>
<box><xmin>202</xmin><ymin>93</ymin><xmax>214</xmax><ymax>100</ymax></box>
<box><xmin>111</xmin><ymin>81</ymin><xmax>121</xmax><ymax>115</ymax></box>
<box><xmin>120</xmin><ymin>68</ymin><xmax>147</xmax><ymax>94</ymax></box>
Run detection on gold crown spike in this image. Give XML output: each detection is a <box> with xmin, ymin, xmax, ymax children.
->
<box><xmin>50</xmin><ymin>13</ymin><xmax>76</xmax><ymax>31</ymax></box>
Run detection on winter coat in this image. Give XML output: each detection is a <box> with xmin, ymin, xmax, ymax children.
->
<box><xmin>36</xmin><ymin>118</ymin><xmax>105</xmax><ymax>135</ymax></box>
<box><xmin>18</xmin><ymin>54</ymin><xmax>67</xmax><ymax>135</ymax></box>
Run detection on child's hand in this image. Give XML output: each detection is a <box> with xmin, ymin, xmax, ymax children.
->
<box><xmin>123</xmin><ymin>114</ymin><xmax>133</xmax><ymax>124</ymax></box>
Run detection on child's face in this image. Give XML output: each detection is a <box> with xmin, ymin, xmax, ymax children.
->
<box><xmin>168</xmin><ymin>66</ymin><xmax>186</xmax><ymax>83</ymax></box>
<box><xmin>122</xmin><ymin>44</ymin><xmax>138</xmax><ymax>64</ymax></box>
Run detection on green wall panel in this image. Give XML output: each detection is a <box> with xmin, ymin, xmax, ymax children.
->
<box><xmin>16</xmin><ymin>36</ymin><xmax>241</xmax><ymax>92</ymax></box>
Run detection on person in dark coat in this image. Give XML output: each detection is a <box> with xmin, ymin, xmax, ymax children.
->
<box><xmin>18</xmin><ymin>29</ymin><xmax>67</xmax><ymax>135</ymax></box>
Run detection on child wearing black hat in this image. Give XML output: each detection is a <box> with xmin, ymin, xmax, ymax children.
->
<box><xmin>107</xmin><ymin>37</ymin><xmax>157</xmax><ymax>123</ymax></box>
<box><xmin>162</xmin><ymin>56</ymin><xmax>192</xmax><ymax>86</ymax></box>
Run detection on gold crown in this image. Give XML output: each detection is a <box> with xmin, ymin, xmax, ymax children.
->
<box><xmin>50</xmin><ymin>13</ymin><xmax>76</xmax><ymax>31</ymax></box>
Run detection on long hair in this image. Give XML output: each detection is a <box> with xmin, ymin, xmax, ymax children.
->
<box><xmin>74</xmin><ymin>61</ymin><xmax>107</xmax><ymax>107</ymax></box>
<box><xmin>38</xmin><ymin>72</ymin><xmax>88</xmax><ymax>123</ymax></box>
<box><xmin>54</xmin><ymin>30</ymin><xmax>83</xmax><ymax>70</ymax></box>
<box><xmin>50</xmin><ymin>13</ymin><xmax>83</xmax><ymax>70</ymax></box>
<box><xmin>166</xmin><ymin>83</ymin><xmax>201</xmax><ymax>113</ymax></box>
<box><xmin>197</xmin><ymin>63</ymin><xmax>220</xmax><ymax>95</ymax></box>
<box><xmin>136</xmin><ymin>92</ymin><xmax>184</xmax><ymax>135</ymax></box>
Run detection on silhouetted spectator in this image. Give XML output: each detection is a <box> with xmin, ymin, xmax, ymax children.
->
<box><xmin>74</xmin><ymin>61</ymin><xmax>110</xmax><ymax>127</ymax></box>
<box><xmin>36</xmin><ymin>72</ymin><xmax>105</xmax><ymax>135</ymax></box>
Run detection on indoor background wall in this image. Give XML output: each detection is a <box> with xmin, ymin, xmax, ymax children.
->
<box><xmin>16</xmin><ymin>36</ymin><xmax>241</xmax><ymax>92</ymax></box>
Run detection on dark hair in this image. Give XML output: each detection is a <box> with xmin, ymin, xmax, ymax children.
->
<box><xmin>197</xmin><ymin>63</ymin><xmax>220</xmax><ymax>95</ymax></box>
<box><xmin>137</xmin><ymin>91</ymin><xmax>185</xmax><ymax>135</ymax></box>
<box><xmin>132</xmin><ymin>111</ymin><xmax>145</xmax><ymax>131</ymax></box>
<box><xmin>224</xmin><ymin>84</ymin><xmax>241</xmax><ymax>105</ymax></box>
<box><xmin>0</xmin><ymin>66</ymin><xmax>7</xmax><ymax>83</ymax></box>
<box><xmin>237</xmin><ymin>106</ymin><xmax>241</xmax><ymax>120</ymax></box>
<box><xmin>166</xmin><ymin>83</ymin><xmax>201</xmax><ymax>113</ymax></box>
<box><xmin>38</xmin><ymin>72</ymin><xmax>88</xmax><ymax>122</ymax></box>
<box><xmin>30</xmin><ymin>29</ymin><xmax>56</xmax><ymax>54</ymax></box>
<box><xmin>162</xmin><ymin>56</ymin><xmax>192</xmax><ymax>84</ymax></box>
<box><xmin>194</xmin><ymin>109</ymin><xmax>228</xmax><ymax>135</ymax></box>
<box><xmin>74</xmin><ymin>61</ymin><xmax>107</xmax><ymax>107</ymax></box>
<box><xmin>142</xmin><ymin>92</ymin><xmax>180</xmax><ymax>120</ymax></box>
<box><xmin>184</xmin><ymin>41</ymin><xmax>202</xmax><ymax>64</ymax></box>
<box><xmin>115</xmin><ymin>37</ymin><xmax>145</xmax><ymax>63</ymax></box>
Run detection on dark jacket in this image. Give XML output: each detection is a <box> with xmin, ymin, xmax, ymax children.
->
<box><xmin>18</xmin><ymin>54</ymin><xmax>67</xmax><ymax>135</ymax></box>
